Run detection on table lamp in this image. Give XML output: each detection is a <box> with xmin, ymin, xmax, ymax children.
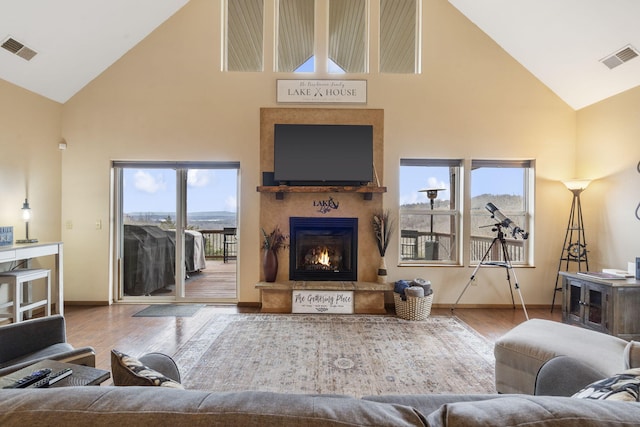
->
<box><xmin>16</xmin><ymin>198</ymin><xmax>38</xmax><ymax>243</ymax></box>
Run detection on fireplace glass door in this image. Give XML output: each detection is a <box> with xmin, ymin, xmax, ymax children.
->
<box><xmin>289</xmin><ymin>217</ymin><xmax>358</xmax><ymax>281</ymax></box>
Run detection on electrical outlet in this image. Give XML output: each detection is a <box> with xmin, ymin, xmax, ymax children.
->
<box><xmin>471</xmin><ymin>278</ymin><xmax>478</xmax><ymax>286</ymax></box>
<box><xmin>65</xmin><ymin>221</ymin><xmax>73</xmax><ymax>230</ymax></box>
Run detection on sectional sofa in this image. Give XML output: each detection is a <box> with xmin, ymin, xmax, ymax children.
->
<box><xmin>1</xmin><ymin>386</ymin><xmax>640</xmax><ymax>426</ymax></box>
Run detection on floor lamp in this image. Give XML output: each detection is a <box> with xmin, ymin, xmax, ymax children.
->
<box><xmin>551</xmin><ymin>179</ymin><xmax>591</xmax><ymax>311</ymax></box>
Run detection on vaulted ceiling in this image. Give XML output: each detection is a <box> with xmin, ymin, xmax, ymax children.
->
<box><xmin>0</xmin><ymin>0</ymin><xmax>189</xmax><ymax>103</ymax></box>
<box><xmin>1</xmin><ymin>0</ymin><xmax>639</xmax><ymax>110</ymax></box>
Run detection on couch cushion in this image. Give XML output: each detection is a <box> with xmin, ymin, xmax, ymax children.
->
<box><xmin>494</xmin><ymin>319</ymin><xmax>628</xmax><ymax>394</ymax></box>
<box><xmin>0</xmin><ymin>387</ymin><xmax>426</xmax><ymax>427</ymax></box>
<box><xmin>572</xmin><ymin>368</ymin><xmax>640</xmax><ymax>402</ymax></box>
<box><xmin>110</xmin><ymin>350</ymin><xmax>183</xmax><ymax>388</ymax></box>
<box><xmin>426</xmin><ymin>395</ymin><xmax>640</xmax><ymax>427</ymax></box>
<box><xmin>363</xmin><ymin>393</ymin><xmax>504</xmax><ymax>417</ymax></box>
<box><xmin>0</xmin><ymin>315</ymin><xmax>67</xmax><ymax>364</ymax></box>
<box><xmin>624</xmin><ymin>341</ymin><xmax>640</xmax><ymax>369</ymax></box>
<box><xmin>0</xmin><ymin>343</ymin><xmax>75</xmax><ymax>369</ymax></box>
<box><xmin>534</xmin><ymin>355</ymin><xmax>606</xmax><ymax>397</ymax></box>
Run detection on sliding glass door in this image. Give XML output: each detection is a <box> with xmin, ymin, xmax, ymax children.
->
<box><xmin>113</xmin><ymin>161</ymin><xmax>239</xmax><ymax>302</ymax></box>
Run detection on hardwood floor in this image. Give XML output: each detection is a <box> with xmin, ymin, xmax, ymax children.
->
<box><xmin>62</xmin><ymin>304</ymin><xmax>562</xmax><ymax>374</ymax></box>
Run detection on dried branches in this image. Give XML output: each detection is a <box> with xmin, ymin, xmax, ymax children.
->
<box><xmin>372</xmin><ymin>210</ymin><xmax>395</xmax><ymax>257</ymax></box>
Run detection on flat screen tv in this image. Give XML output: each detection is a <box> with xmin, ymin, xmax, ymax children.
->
<box><xmin>273</xmin><ymin>124</ymin><xmax>373</xmax><ymax>185</ymax></box>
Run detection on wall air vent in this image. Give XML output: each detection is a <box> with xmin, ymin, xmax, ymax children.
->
<box><xmin>1</xmin><ymin>36</ymin><xmax>38</xmax><ymax>61</ymax></box>
<box><xmin>601</xmin><ymin>45</ymin><xmax>639</xmax><ymax>69</ymax></box>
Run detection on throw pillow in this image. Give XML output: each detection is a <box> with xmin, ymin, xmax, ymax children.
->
<box><xmin>111</xmin><ymin>349</ymin><xmax>184</xmax><ymax>389</ymax></box>
<box><xmin>572</xmin><ymin>368</ymin><xmax>640</xmax><ymax>402</ymax></box>
<box><xmin>624</xmin><ymin>340</ymin><xmax>640</xmax><ymax>369</ymax></box>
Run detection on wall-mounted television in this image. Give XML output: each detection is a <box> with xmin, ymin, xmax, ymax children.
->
<box><xmin>273</xmin><ymin>124</ymin><xmax>374</xmax><ymax>186</ymax></box>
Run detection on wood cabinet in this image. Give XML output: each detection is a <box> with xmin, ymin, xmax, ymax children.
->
<box><xmin>561</xmin><ymin>272</ymin><xmax>640</xmax><ymax>341</ymax></box>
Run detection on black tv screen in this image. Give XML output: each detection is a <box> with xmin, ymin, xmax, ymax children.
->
<box><xmin>273</xmin><ymin>124</ymin><xmax>373</xmax><ymax>185</ymax></box>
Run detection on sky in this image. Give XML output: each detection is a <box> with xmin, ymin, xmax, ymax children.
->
<box><xmin>399</xmin><ymin>166</ymin><xmax>524</xmax><ymax>206</ymax></box>
<box><xmin>123</xmin><ymin>165</ymin><xmax>523</xmax><ymax>214</ymax></box>
<box><xmin>123</xmin><ymin>168</ymin><xmax>237</xmax><ymax>213</ymax></box>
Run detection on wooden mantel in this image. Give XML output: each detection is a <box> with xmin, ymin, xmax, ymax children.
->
<box><xmin>257</xmin><ymin>185</ymin><xmax>387</xmax><ymax>200</ymax></box>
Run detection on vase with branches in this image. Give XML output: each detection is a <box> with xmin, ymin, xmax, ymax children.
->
<box><xmin>372</xmin><ymin>210</ymin><xmax>395</xmax><ymax>283</ymax></box>
<box><xmin>261</xmin><ymin>226</ymin><xmax>287</xmax><ymax>282</ymax></box>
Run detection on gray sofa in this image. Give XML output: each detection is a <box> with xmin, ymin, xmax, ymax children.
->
<box><xmin>1</xmin><ymin>386</ymin><xmax>639</xmax><ymax>426</ymax></box>
<box><xmin>0</xmin><ymin>315</ymin><xmax>96</xmax><ymax>376</ymax></box>
<box><xmin>3</xmin><ymin>318</ymin><xmax>639</xmax><ymax>425</ymax></box>
<box><xmin>494</xmin><ymin>318</ymin><xmax>637</xmax><ymax>395</ymax></box>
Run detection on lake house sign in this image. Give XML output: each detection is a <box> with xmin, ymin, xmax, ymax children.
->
<box><xmin>277</xmin><ymin>80</ymin><xmax>367</xmax><ymax>104</ymax></box>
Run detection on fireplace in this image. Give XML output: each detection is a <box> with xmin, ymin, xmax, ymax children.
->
<box><xmin>289</xmin><ymin>217</ymin><xmax>358</xmax><ymax>281</ymax></box>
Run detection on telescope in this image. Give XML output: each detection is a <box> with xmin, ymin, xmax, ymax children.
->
<box><xmin>485</xmin><ymin>202</ymin><xmax>529</xmax><ymax>240</ymax></box>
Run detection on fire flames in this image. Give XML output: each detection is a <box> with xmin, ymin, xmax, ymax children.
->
<box><xmin>317</xmin><ymin>248</ymin><xmax>330</xmax><ymax>266</ymax></box>
<box><xmin>305</xmin><ymin>246</ymin><xmax>333</xmax><ymax>268</ymax></box>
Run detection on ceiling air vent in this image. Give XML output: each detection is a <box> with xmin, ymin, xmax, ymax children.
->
<box><xmin>601</xmin><ymin>45</ymin><xmax>639</xmax><ymax>70</ymax></box>
<box><xmin>1</xmin><ymin>36</ymin><xmax>38</xmax><ymax>61</ymax></box>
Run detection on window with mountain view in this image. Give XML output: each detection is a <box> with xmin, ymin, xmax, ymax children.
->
<box><xmin>399</xmin><ymin>159</ymin><xmax>462</xmax><ymax>264</ymax></box>
<box><xmin>112</xmin><ymin>162</ymin><xmax>239</xmax><ymax>302</ymax></box>
<box><xmin>470</xmin><ymin>160</ymin><xmax>534</xmax><ymax>265</ymax></box>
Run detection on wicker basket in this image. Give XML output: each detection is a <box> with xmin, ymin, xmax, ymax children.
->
<box><xmin>394</xmin><ymin>292</ymin><xmax>433</xmax><ymax>321</ymax></box>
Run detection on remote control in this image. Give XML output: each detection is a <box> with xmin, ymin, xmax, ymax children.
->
<box><xmin>30</xmin><ymin>375</ymin><xmax>52</xmax><ymax>389</ymax></box>
<box><xmin>47</xmin><ymin>368</ymin><xmax>73</xmax><ymax>385</ymax></box>
<box><xmin>29</xmin><ymin>368</ymin><xmax>73</xmax><ymax>388</ymax></box>
<box><xmin>2</xmin><ymin>368</ymin><xmax>52</xmax><ymax>389</ymax></box>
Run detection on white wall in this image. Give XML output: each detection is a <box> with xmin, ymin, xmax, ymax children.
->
<box><xmin>577</xmin><ymin>86</ymin><xmax>640</xmax><ymax>272</ymax></box>
<box><xmin>0</xmin><ymin>79</ymin><xmax>62</xmax><ymax>305</ymax></box>
<box><xmin>57</xmin><ymin>0</ymin><xmax>580</xmax><ymax>307</ymax></box>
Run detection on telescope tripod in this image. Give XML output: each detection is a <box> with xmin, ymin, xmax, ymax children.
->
<box><xmin>451</xmin><ymin>224</ymin><xmax>529</xmax><ymax>320</ymax></box>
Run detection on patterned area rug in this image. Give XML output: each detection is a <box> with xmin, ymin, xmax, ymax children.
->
<box><xmin>173</xmin><ymin>314</ymin><xmax>496</xmax><ymax>397</ymax></box>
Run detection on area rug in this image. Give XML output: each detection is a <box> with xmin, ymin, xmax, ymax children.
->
<box><xmin>132</xmin><ymin>304</ymin><xmax>205</xmax><ymax>317</ymax></box>
<box><xmin>173</xmin><ymin>314</ymin><xmax>496</xmax><ymax>397</ymax></box>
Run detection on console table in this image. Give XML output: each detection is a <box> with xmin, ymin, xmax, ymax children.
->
<box><xmin>256</xmin><ymin>281</ymin><xmax>393</xmax><ymax>314</ymax></box>
<box><xmin>560</xmin><ymin>271</ymin><xmax>640</xmax><ymax>340</ymax></box>
<box><xmin>0</xmin><ymin>242</ymin><xmax>64</xmax><ymax>316</ymax></box>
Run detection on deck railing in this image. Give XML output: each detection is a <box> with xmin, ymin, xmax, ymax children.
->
<box><xmin>200</xmin><ymin>229</ymin><xmax>237</xmax><ymax>261</ymax></box>
<box><xmin>199</xmin><ymin>228</ymin><xmax>523</xmax><ymax>263</ymax></box>
<box><xmin>400</xmin><ymin>230</ymin><xmax>524</xmax><ymax>263</ymax></box>
<box><xmin>469</xmin><ymin>234</ymin><xmax>524</xmax><ymax>263</ymax></box>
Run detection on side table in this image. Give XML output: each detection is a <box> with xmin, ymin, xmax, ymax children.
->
<box><xmin>0</xmin><ymin>360</ymin><xmax>110</xmax><ymax>388</ymax></box>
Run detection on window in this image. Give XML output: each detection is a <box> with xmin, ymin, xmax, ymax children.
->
<box><xmin>224</xmin><ymin>0</ymin><xmax>264</xmax><ymax>72</ymax></box>
<box><xmin>380</xmin><ymin>0</ymin><xmax>420</xmax><ymax>73</ymax></box>
<box><xmin>226</xmin><ymin>1</ymin><xmax>420</xmax><ymax>74</ymax></box>
<box><xmin>399</xmin><ymin>159</ymin><xmax>462</xmax><ymax>264</ymax></box>
<box><xmin>277</xmin><ymin>0</ymin><xmax>314</xmax><ymax>72</ymax></box>
<box><xmin>328</xmin><ymin>0</ymin><xmax>367</xmax><ymax>73</ymax></box>
<box><xmin>470</xmin><ymin>160</ymin><xmax>534</xmax><ymax>265</ymax></box>
<box><xmin>112</xmin><ymin>161</ymin><xmax>239</xmax><ymax>302</ymax></box>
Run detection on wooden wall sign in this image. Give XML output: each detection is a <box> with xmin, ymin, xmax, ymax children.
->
<box><xmin>292</xmin><ymin>290</ymin><xmax>354</xmax><ymax>313</ymax></box>
<box><xmin>277</xmin><ymin>80</ymin><xmax>367</xmax><ymax>104</ymax></box>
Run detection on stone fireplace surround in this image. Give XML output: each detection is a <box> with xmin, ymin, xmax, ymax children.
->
<box><xmin>257</xmin><ymin>108</ymin><xmax>391</xmax><ymax>313</ymax></box>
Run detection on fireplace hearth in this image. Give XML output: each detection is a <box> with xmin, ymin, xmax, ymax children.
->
<box><xmin>289</xmin><ymin>217</ymin><xmax>358</xmax><ymax>281</ymax></box>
